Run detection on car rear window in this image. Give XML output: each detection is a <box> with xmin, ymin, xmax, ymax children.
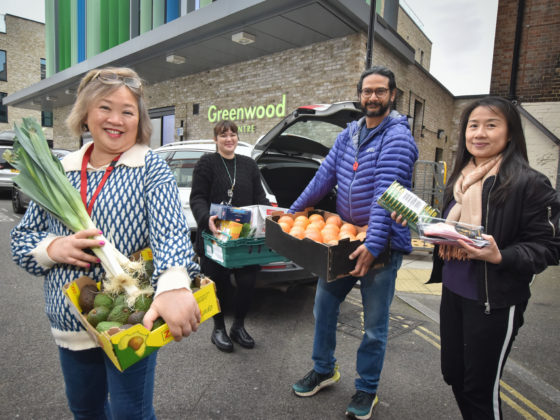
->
<box><xmin>283</xmin><ymin>120</ymin><xmax>345</xmax><ymax>150</ymax></box>
<box><xmin>0</xmin><ymin>146</ymin><xmax>15</xmax><ymax>169</ymax></box>
<box><xmin>159</xmin><ymin>150</ymin><xmax>207</xmax><ymax>188</ymax></box>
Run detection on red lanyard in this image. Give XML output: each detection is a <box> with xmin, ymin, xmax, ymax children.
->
<box><xmin>80</xmin><ymin>144</ymin><xmax>121</xmax><ymax>215</ymax></box>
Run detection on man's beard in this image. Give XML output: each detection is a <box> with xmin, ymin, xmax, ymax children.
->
<box><xmin>362</xmin><ymin>99</ymin><xmax>393</xmax><ymax>117</ymax></box>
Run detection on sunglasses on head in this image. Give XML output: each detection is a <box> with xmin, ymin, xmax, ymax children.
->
<box><xmin>90</xmin><ymin>71</ymin><xmax>142</xmax><ymax>90</ymax></box>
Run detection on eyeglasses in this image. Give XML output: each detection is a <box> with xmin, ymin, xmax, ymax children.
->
<box><xmin>360</xmin><ymin>87</ymin><xmax>389</xmax><ymax>98</ymax></box>
<box><xmin>91</xmin><ymin>71</ymin><xmax>142</xmax><ymax>90</ymax></box>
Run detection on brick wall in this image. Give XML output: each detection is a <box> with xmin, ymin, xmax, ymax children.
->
<box><xmin>490</xmin><ymin>0</ymin><xmax>560</xmax><ymax>102</ymax></box>
<box><xmin>397</xmin><ymin>6</ymin><xmax>432</xmax><ymax>71</ymax></box>
<box><xmin>0</xmin><ymin>15</ymin><xmax>52</xmax><ymax>139</ymax></box>
<box><xmin>53</xmin><ymin>32</ymin><xmax>457</xmax><ymax>168</ymax></box>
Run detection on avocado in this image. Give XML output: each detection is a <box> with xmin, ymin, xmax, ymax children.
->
<box><xmin>113</xmin><ymin>294</ymin><xmax>128</xmax><ymax>308</ymax></box>
<box><xmin>107</xmin><ymin>304</ymin><xmax>132</xmax><ymax>324</ymax></box>
<box><xmin>87</xmin><ymin>306</ymin><xmax>110</xmax><ymax>327</ymax></box>
<box><xmin>127</xmin><ymin>310</ymin><xmax>146</xmax><ymax>325</ymax></box>
<box><xmin>93</xmin><ymin>293</ymin><xmax>113</xmax><ymax>309</ymax></box>
<box><xmin>78</xmin><ymin>284</ymin><xmax>98</xmax><ymax>314</ymax></box>
<box><xmin>151</xmin><ymin>317</ymin><xmax>165</xmax><ymax>331</ymax></box>
<box><xmin>96</xmin><ymin>321</ymin><xmax>122</xmax><ymax>333</ymax></box>
<box><xmin>134</xmin><ymin>295</ymin><xmax>152</xmax><ymax>312</ymax></box>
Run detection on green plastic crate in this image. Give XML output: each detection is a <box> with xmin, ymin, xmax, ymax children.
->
<box><xmin>202</xmin><ymin>232</ymin><xmax>288</xmax><ymax>268</ymax></box>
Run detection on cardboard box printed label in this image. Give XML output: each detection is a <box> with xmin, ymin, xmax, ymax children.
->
<box><xmin>64</xmin><ymin>273</ymin><xmax>220</xmax><ymax>372</ymax></box>
<box><xmin>265</xmin><ymin>209</ymin><xmax>390</xmax><ymax>282</ymax></box>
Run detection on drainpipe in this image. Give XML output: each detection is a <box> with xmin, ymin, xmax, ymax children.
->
<box><xmin>365</xmin><ymin>0</ymin><xmax>376</xmax><ymax>69</ymax></box>
<box><xmin>509</xmin><ymin>0</ymin><xmax>525</xmax><ymax>100</ymax></box>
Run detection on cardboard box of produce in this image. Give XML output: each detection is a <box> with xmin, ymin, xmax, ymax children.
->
<box><xmin>265</xmin><ymin>209</ymin><xmax>390</xmax><ymax>282</ymax></box>
<box><xmin>63</xmin><ymin>274</ymin><xmax>219</xmax><ymax>372</ymax></box>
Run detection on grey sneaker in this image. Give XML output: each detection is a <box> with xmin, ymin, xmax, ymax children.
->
<box><xmin>345</xmin><ymin>390</ymin><xmax>378</xmax><ymax>419</ymax></box>
<box><xmin>292</xmin><ymin>364</ymin><xmax>340</xmax><ymax>397</ymax></box>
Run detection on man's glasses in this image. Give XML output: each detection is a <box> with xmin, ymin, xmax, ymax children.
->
<box><xmin>360</xmin><ymin>87</ymin><xmax>389</xmax><ymax>98</ymax></box>
<box><xmin>91</xmin><ymin>71</ymin><xmax>142</xmax><ymax>90</ymax></box>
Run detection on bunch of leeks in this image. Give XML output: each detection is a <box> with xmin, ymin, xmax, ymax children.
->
<box><xmin>5</xmin><ymin>117</ymin><xmax>151</xmax><ymax>302</ymax></box>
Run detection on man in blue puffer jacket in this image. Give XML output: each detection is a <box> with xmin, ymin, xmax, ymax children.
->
<box><xmin>291</xmin><ymin>66</ymin><xmax>418</xmax><ymax>420</ymax></box>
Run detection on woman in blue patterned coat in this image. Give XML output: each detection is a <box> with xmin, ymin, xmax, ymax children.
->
<box><xmin>10</xmin><ymin>67</ymin><xmax>200</xmax><ymax>419</ymax></box>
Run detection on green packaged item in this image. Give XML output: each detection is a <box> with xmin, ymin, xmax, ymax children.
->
<box><xmin>377</xmin><ymin>181</ymin><xmax>439</xmax><ymax>231</ymax></box>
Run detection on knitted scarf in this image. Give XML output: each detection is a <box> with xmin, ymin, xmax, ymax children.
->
<box><xmin>439</xmin><ymin>155</ymin><xmax>502</xmax><ymax>260</ymax></box>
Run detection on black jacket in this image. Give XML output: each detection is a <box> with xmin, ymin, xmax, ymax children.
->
<box><xmin>430</xmin><ymin>166</ymin><xmax>560</xmax><ymax>312</ymax></box>
<box><xmin>189</xmin><ymin>152</ymin><xmax>269</xmax><ymax>256</ymax></box>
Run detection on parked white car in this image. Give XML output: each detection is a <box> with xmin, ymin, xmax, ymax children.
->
<box><xmin>153</xmin><ymin>139</ymin><xmax>312</xmax><ymax>285</ymax></box>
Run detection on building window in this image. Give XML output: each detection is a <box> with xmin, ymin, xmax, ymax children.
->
<box><xmin>42</xmin><ymin>111</ymin><xmax>53</xmax><ymax>127</ymax></box>
<box><xmin>0</xmin><ymin>50</ymin><xmax>6</xmax><ymax>81</ymax></box>
<box><xmin>0</xmin><ymin>92</ymin><xmax>7</xmax><ymax>122</ymax></box>
<box><xmin>40</xmin><ymin>58</ymin><xmax>46</xmax><ymax>80</ymax></box>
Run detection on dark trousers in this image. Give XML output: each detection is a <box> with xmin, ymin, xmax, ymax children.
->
<box><xmin>440</xmin><ymin>286</ymin><xmax>527</xmax><ymax>420</ymax></box>
<box><xmin>200</xmin><ymin>255</ymin><xmax>258</xmax><ymax>326</ymax></box>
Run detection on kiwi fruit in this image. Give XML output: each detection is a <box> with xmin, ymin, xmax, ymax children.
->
<box><xmin>127</xmin><ymin>310</ymin><xmax>146</xmax><ymax>325</ymax></box>
<box><xmin>78</xmin><ymin>284</ymin><xmax>98</xmax><ymax>314</ymax></box>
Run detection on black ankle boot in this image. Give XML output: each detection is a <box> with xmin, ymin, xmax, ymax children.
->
<box><xmin>229</xmin><ymin>322</ymin><xmax>255</xmax><ymax>349</ymax></box>
<box><xmin>211</xmin><ymin>327</ymin><xmax>234</xmax><ymax>352</ymax></box>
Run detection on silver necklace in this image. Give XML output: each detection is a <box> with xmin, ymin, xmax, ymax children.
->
<box><xmin>220</xmin><ymin>154</ymin><xmax>236</xmax><ymax>205</ymax></box>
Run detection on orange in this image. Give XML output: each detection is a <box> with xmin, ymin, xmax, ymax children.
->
<box><xmin>321</xmin><ymin>231</ymin><xmax>338</xmax><ymax>243</ymax></box>
<box><xmin>278</xmin><ymin>222</ymin><xmax>291</xmax><ymax>233</ymax></box>
<box><xmin>327</xmin><ymin>239</ymin><xmax>339</xmax><ymax>245</ymax></box>
<box><xmin>305</xmin><ymin>223</ymin><xmax>321</xmax><ymax>233</ymax></box>
<box><xmin>293</xmin><ymin>216</ymin><xmax>310</xmax><ymax>229</ymax></box>
<box><xmin>321</xmin><ymin>223</ymin><xmax>340</xmax><ymax>235</ymax></box>
<box><xmin>340</xmin><ymin>223</ymin><xmax>358</xmax><ymax>236</ymax></box>
<box><xmin>338</xmin><ymin>231</ymin><xmax>356</xmax><ymax>241</ymax></box>
<box><xmin>278</xmin><ymin>215</ymin><xmax>294</xmax><ymax>228</ymax></box>
<box><xmin>304</xmin><ymin>230</ymin><xmax>323</xmax><ymax>243</ymax></box>
<box><xmin>289</xmin><ymin>226</ymin><xmax>305</xmax><ymax>239</ymax></box>
<box><xmin>356</xmin><ymin>231</ymin><xmax>367</xmax><ymax>241</ymax></box>
<box><xmin>308</xmin><ymin>214</ymin><xmax>325</xmax><ymax>223</ymax></box>
<box><xmin>325</xmin><ymin>214</ymin><xmax>343</xmax><ymax>228</ymax></box>
<box><xmin>310</xmin><ymin>219</ymin><xmax>326</xmax><ymax>230</ymax></box>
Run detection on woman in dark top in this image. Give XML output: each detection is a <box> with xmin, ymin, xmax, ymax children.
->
<box><xmin>394</xmin><ymin>96</ymin><xmax>560</xmax><ymax>419</ymax></box>
<box><xmin>190</xmin><ymin>120</ymin><xmax>269</xmax><ymax>352</ymax></box>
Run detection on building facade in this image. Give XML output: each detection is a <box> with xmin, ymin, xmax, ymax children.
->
<box><xmin>0</xmin><ymin>14</ymin><xmax>53</xmax><ymax>139</ymax></box>
<box><xmin>3</xmin><ymin>0</ymin><xmax>462</xmax><ymax>180</ymax></box>
<box><xmin>490</xmin><ymin>0</ymin><xmax>560</xmax><ymax>188</ymax></box>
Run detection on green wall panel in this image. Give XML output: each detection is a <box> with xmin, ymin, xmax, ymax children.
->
<box><xmin>45</xmin><ymin>0</ymin><xmax>56</xmax><ymax>76</ymax></box>
<box><xmin>118</xmin><ymin>0</ymin><xmax>130</xmax><ymax>44</ymax></box>
<box><xmin>99</xmin><ymin>0</ymin><xmax>109</xmax><ymax>52</ymax></box>
<box><xmin>108</xmin><ymin>0</ymin><xmax>118</xmax><ymax>49</ymax></box>
<box><xmin>70</xmin><ymin>0</ymin><xmax>78</xmax><ymax>65</ymax></box>
<box><xmin>153</xmin><ymin>0</ymin><xmax>165</xmax><ymax>28</ymax></box>
<box><xmin>57</xmin><ymin>0</ymin><xmax>71</xmax><ymax>71</ymax></box>
<box><xmin>140</xmin><ymin>0</ymin><xmax>152</xmax><ymax>34</ymax></box>
<box><xmin>86</xmin><ymin>0</ymin><xmax>101</xmax><ymax>57</ymax></box>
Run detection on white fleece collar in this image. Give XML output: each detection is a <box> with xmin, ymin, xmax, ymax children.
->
<box><xmin>62</xmin><ymin>143</ymin><xmax>150</xmax><ymax>172</ymax></box>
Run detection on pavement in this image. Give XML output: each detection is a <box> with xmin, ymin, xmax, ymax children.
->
<box><xmin>2</xmin><ymin>201</ymin><xmax>559</xmax><ymax>420</ymax></box>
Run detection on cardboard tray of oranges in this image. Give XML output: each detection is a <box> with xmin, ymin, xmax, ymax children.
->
<box><xmin>63</xmin><ymin>271</ymin><xmax>220</xmax><ymax>372</ymax></box>
<box><xmin>265</xmin><ymin>209</ymin><xmax>372</xmax><ymax>282</ymax></box>
<box><xmin>202</xmin><ymin>231</ymin><xmax>288</xmax><ymax>269</ymax></box>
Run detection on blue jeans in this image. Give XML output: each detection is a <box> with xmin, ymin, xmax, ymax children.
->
<box><xmin>58</xmin><ymin>347</ymin><xmax>157</xmax><ymax>420</ymax></box>
<box><xmin>312</xmin><ymin>251</ymin><xmax>403</xmax><ymax>394</ymax></box>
